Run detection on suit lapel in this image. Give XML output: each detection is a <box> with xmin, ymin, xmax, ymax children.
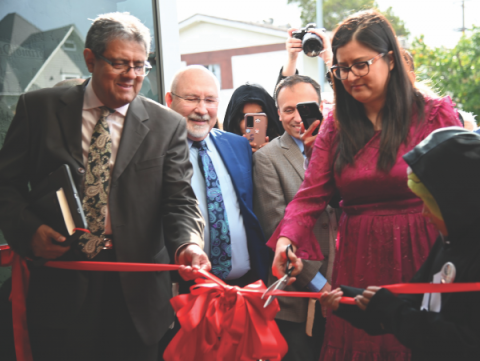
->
<box><xmin>111</xmin><ymin>96</ymin><xmax>149</xmax><ymax>182</ymax></box>
<box><xmin>280</xmin><ymin>133</ymin><xmax>305</xmax><ymax>180</ymax></box>
<box><xmin>57</xmin><ymin>83</ymin><xmax>85</xmax><ymax>167</ymax></box>
<box><xmin>210</xmin><ymin>130</ymin><xmax>246</xmax><ymax>198</ymax></box>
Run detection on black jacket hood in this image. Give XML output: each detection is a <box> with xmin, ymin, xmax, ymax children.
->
<box><xmin>403</xmin><ymin>127</ymin><xmax>480</xmax><ymax>241</ymax></box>
<box><xmin>223</xmin><ymin>83</ymin><xmax>283</xmax><ymax>139</ymax></box>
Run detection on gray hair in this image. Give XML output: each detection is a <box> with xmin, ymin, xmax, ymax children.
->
<box><xmin>85</xmin><ymin>12</ymin><xmax>151</xmax><ymax>56</ymax></box>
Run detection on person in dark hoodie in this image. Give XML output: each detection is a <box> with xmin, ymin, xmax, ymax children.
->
<box><xmin>223</xmin><ymin>83</ymin><xmax>283</xmax><ymax>153</ymax></box>
<box><xmin>320</xmin><ymin>126</ymin><xmax>480</xmax><ymax>361</ymax></box>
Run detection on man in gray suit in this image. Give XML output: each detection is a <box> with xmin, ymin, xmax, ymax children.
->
<box><xmin>253</xmin><ymin>75</ymin><xmax>338</xmax><ymax>361</ymax></box>
<box><xmin>0</xmin><ymin>12</ymin><xmax>208</xmax><ymax>361</ymax></box>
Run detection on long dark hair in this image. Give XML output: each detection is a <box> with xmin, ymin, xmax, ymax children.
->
<box><xmin>332</xmin><ymin>10</ymin><xmax>424</xmax><ymax>173</ymax></box>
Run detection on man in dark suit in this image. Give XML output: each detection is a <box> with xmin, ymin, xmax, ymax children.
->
<box><xmin>166</xmin><ymin>66</ymin><xmax>270</xmax><ymax>287</ymax></box>
<box><xmin>0</xmin><ymin>12</ymin><xmax>208</xmax><ymax>361</ymax></box>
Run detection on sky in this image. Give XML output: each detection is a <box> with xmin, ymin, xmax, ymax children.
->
<box><xmin>176</xmin><ymin>0</ymin><xmax>480</xmax><ymax>49</ymax></box>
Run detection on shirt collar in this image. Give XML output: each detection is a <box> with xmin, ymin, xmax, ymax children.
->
<box><xmin>291</xmin><ymin>134</ymin><xmax>305</xmax><ymax>156</ymax></box>
<box><xmin>188</xmin><ymin>133</ymin><xmax>211</xmax><ymax>150</ymax></box>
<box><xmin>83</xmin><ymin>78</ymin><xmax>130</xmax><ymax>117</ymax></box>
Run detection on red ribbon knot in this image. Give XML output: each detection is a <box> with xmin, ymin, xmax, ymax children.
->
<box><xmin>163</xmin><ymin>276</ymin><xmax>288</xmax><ymax>361</ymax></box>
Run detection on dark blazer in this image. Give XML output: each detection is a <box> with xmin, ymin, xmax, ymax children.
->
<box><xmin>209</xmin><ymin>128</ymin><xmax>270</xmax><ymax>284</ymax></box>
<box><xmin>0</xmin><ymin>82</ymin><xmax>204</xmax><ymax>345</ymax></box>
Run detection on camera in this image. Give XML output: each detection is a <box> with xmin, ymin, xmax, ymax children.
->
<box><xmin>292</xmin><ymin>24</ymin><xmax>324</xmax><ymax>57</ymax></box>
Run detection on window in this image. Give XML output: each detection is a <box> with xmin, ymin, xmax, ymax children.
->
<box><xmin>63</xmin><ymin>40</ymin><xmax>76</xmax><ymax>51</ymax></box>
<box><xmin>204</xmin><ymin>64</ymin><xmax>222</xmax><ymax>88</ymax></box>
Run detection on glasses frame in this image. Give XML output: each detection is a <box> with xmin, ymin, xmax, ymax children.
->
<box><xmin>95</xmin><ymin>53</ymin><xmax>152</xmax><ymax>77</ymax></box>
<box><xmin>170</xmin><ymin>92</ymin><xmax>219</xmax><ymax>108</ymax></box>
<box><xmin>330</xmin><ymin>53</ymin><xmax>386</xmax><ymax>80</ymax></box>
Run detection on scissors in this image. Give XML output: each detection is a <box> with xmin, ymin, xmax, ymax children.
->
<box><xmin>262</xmin><ymin>244</ymin><xmax>295</xmax><ymax>308</ymax></box>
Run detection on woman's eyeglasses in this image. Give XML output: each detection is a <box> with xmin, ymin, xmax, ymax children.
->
<box><xmin>330</xmin><ymin>53</ymin><xmax>385</xmax><ymax>80</ymax></box>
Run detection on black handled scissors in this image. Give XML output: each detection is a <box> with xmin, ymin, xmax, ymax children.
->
<box><xmin>262</xmin><ymin>244</ymin><xmax>295</xmax><ymax>308</ymax></box>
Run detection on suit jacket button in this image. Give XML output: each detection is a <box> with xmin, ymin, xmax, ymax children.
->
<box><xmin>78</xmin><ymin>167</ymin><xmax>85</xmax><ymax>174</ymax></box>
<box><xmin>322</xmin><ymin>223</ymin><xmax>329</xmax><ymax>229</ymax></box>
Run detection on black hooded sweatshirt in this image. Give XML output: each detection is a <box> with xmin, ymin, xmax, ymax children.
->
<box><xmin>223</xmin><ymin>83</ymin><xmax>283</xmax><ymax>141</ymax></box>
<box><xmin>334</xmin><ymin>127</ymin><xmax>480</xmax><ymax>361</ymax></box>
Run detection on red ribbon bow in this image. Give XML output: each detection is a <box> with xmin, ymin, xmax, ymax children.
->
<box><xmin>164</xmin><ymin>272</ymin><xmax>288</xmax><ymax>361</ymax></box>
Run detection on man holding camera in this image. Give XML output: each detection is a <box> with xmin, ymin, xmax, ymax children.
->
<box><xmin>253</xmin><ymin>75</ymin><xmax>339</xmax><ymax>361</ymax></box>
<box><xmin>276</xmin><ymin>26</ymin><xmax>333</xmax><ymax>92</ymax></box>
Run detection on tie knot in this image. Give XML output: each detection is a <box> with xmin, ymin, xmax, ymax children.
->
<box><xmin>99</xmin><ymin>106</ymin><xmax>114</xmax><ymax>118</ymax></box>
<box><xmin>192</xmin><ymin>140</ymin><xmax>207</xmax><ymax>151</ymax></box>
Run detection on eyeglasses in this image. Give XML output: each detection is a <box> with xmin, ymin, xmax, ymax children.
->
<box><xmin>171</xmin><ymin>92</ymin><xmax>219</xmax><ymax>108</ymax></box>
<box><xmin>95</xmin><ymin>53</ymin><xmax>152</xmax><ymax>76</ymax></box>
<box><xmin>330</xmin><ymin>53</ymin><xmax>385</xmax><ymax>80</ymax></box>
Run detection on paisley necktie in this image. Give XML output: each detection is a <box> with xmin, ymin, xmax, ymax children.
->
<box><xmin>78</xmin><ymin>106</ymin><xmax>113</xmax><ymax>259</ymax></box>
<box><xmin>193</xmin><ymin>140</ymin><xmax>232</xmax><ymax>280</ymax></box>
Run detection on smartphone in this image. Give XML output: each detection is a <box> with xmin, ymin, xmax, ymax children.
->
<box><xmin>296</xmin><ymin>102</ymin><xmax>323</xmax><ymax>136</ymax></box>
<box><xmin>245</xmin><ymin>113</ymin><xmax>267</xmax><ymax>146</ymax></box>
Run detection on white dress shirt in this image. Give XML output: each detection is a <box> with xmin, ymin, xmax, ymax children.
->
<box><xmin>82</xmin><ymin>80</ymin><xmax>129</xmax><ymax>235</ymax></box>
<box><xmin>188</xmin><ymin>135</ymin><xmax>250</xmax><ymax>280</ymax></box>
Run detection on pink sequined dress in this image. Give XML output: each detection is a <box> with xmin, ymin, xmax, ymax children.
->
<box><xmin>267</xmin><ymin>96</ymin><xmax>461</xmax><ymax>360</ymax></box>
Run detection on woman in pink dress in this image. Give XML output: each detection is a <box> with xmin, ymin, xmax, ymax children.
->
<box><xmin>268</xmin><ymin>10</ymin><xmax>461</xmax><ymax>361</ymax></box>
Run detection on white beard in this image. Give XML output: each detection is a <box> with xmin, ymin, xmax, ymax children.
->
<box><xmin>186</xmin><ymin>113</ymin><xmax>212</xmax><ymax>139</ymax></box>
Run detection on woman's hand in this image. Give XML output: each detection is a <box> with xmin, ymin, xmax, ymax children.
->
<box><xmin>272</xmin><ymin>237</ymin><xmax>303</xmax><ymax>285</ymax></box>
<box><xmin>307</xmin><ymin>28</ymin><xmax>333</xmax><ymax>68</ymax></box>
<box><xmin>355</xmin><ymin>286</ymin><xmax>381</xmax><ymax>311</ymax></box>
<box><xmin>244</xmin><ymin>135</ymin><xmax>269</xmax><ymax>153</ymax></box>
<box><xmin>320</xmin><ymin>288</ymin><xmax>343</xmax><ymax>313</ymax></box>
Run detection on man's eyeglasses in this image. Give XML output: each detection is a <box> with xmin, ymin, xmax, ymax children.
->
<box><xmin>96</xmin><ymin>53</ymin><xmax>152</xmax><ymax>77</ymax></box>
<box><xmin>330</xmin><ymin>53</ymin><xmax>385</xmax><ymax>80</ymax></box>
<box><xmin>171</xmin><ymin>92</ymin><xmax>219</xmax><ymax>108</ymax></box>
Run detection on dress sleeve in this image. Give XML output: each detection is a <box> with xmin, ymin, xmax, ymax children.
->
<box><xmin>424</xmin><ymin>96</ymin><xmax>462</xmax><ymax>134</ymax></box>
<box><xmin>266</xmin><ymin>113</ymin><xmax>337</xmax><ymax>261</ymax></box>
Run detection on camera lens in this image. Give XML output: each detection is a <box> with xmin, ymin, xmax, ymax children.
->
<box><xmin>302</xmin><ymin>33</ymin><xmax>323</xmax><ymax>57</ymax></box>
<box><xmin>246</xmin><ymin>116</ymin><xmax>254</xmax><ymax>128</ymax></box>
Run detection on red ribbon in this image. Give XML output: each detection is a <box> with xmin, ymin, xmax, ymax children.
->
<box><xmin>163</xmin><ymin>271</ymin><xmax>288</xmax><ymax>361</ymax></box>
<box><xmin>3</xmin><ymin>243</ymin><xmax>480</xmax><ymax>361</ymax></box>
<box><xmin>0</xmin><ymin>245</ymin><xmax>32</xmax><ymax>361</ymax></box>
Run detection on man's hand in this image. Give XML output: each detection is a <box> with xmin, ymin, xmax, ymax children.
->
<box><xmin>272</xmin><ymin>237</ymin><xmax>303</xmax><ymax>285</ymax></box>
<box><xmin>30</xmin><ymin>224</ymin><xmax>69</xmax><ymax>259</ymax></box>
<box><xmin>286</xmin><ymin>28</ymin><xmax>302</xmax><ymax>61</ymax></box>
<box><xmin>301</xmin><ymin>119</ymin><xmax>321</xmax><ymax>159</ymax></box>
<box><xmin>176</xmin><ymin>244</ymin><xmax>211</xmax><ymax>281</ymax></box>
<box><xmin>355</xmin><ymin>286</ymin><xmax>381</xmax><ymax>311</ymax></box>
<box><xmin>282</xmin><ymin>28</ymin><xmax>302</xmax><ymax>77</ymax></box>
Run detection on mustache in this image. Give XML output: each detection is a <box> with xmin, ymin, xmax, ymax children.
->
<box><xmin>188</xmin><ymin>113</ymin><xmax>211</xmax><ymax>122</ymax></box>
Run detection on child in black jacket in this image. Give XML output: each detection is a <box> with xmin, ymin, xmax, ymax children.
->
<box><xmin>321</xmin><ymin>127</ymin><xmax>480</xmax><ymax>361</ymax></box>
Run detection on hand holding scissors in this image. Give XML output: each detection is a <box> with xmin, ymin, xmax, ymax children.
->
<box><xmin>271</xmin><ymin>237</ymin><xmax>303</xmax><ymax>281</ymax></box>
<box><xmin>263</xmin><ymin>244</ymin><xmax>302</xmax><ymax>307</ymax></box>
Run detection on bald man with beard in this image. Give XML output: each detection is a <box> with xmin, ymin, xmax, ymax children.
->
<box><xmin>166</xmin><ymin>66</ymin><xmax>270</xmax><ymax>287</ymax></box>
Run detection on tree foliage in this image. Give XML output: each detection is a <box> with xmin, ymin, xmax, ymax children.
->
<box><xmin>288</xmin><ymin>0</ymin><xmax>410</xmax><ymax>37</ymax></box>
<box><xmin>411</xmin><ymin>27</ymin><xmax>480</xmax><ymax>117</ymax></box>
